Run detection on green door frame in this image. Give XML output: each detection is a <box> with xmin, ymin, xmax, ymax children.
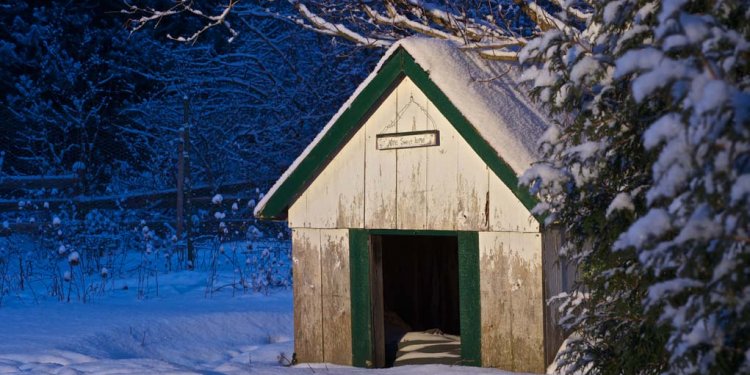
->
<box><xmin>349</xmin><ymin>229</ymin><xmax>481</xmax><ymax>367</ymax></box>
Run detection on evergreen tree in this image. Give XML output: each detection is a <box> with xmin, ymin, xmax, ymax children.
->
<box><xmin>519</xmin><ymin>0</ymin><xmax>749</xmax><ymax>373</ymax></box>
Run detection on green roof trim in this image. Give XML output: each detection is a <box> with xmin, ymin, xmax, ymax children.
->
<box><xmin>256</xmin><ymin>47</ymin><xmax>539</xmax><ymax>221</ymax></box>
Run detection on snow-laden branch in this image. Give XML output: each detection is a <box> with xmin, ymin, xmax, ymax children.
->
<box><xmin>124</xmin><ymin>1</ymin><xmax>587</xmax><ymax>61</ymax></box>
<box><xmin>397</xmin><ymin>0</ymin><xmax>506</xmax><ymax>42</ymax></box>
<box><xmin>295</xmin><ymin>3</ymin><xmax>393</xmax><ymax>48</ymax></box>
<box><xmin>124</xmin><ymin>0</ymin><xmax>240</xmax><ymax>43</ymax></box>
<box><xmin>516</xmin><ymin>0</ymin><xmax>570</xmax><ymax>32</ymax></box>
<box><xmin>547</xmin><ymin>0</ymin><xmax>592</xmax><ymax>21</ymax></box>
<box><xmin>171</xmin><ymin>1</ymin><xmax>240</xmax><ymax>43</ymax></box>
<box><xmin>292</xmin><ymin>0</ymin><xmax>581</xmax><ymax>61</ymax></box>
<box><xmin>362</xmin><ymin>4</ymin><xmax>460</xmax><ymax>42</ymax></box>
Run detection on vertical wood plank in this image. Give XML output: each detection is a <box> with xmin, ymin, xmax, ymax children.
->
<box><xmin>303</xmin><ymin>165</ymin><xmax>336</xmax><ymax>228</ymax></box>
<box><xmin>321</xmin><ymin>229</ymin><xmax>353</xmax><ymax>365</ymax></box>
<box><xmin>456</xmin><ymin>141</ymin><xmax>489</xmax><ymax>231</ymax></box>
<box><xmin>507</xmin><ymin>232</ymin><xmax>544</xmax><ymax>373</ymax></box>
<box><xmin>489</xmin><ymin>173</ymin><xmax>539</xmax><ymax>232</ymax></box>
<box><xmin>396</xmin><ymin>77</ymin><xmax>428</xmax><ymax>230</ymax></box>
<box><xmin>365</xmin><ymin>80</ymin><xmax>399</xmax><ymax>229</ymax></box>
<box><xmin>292</xmin><ymin>228</ymin><xmax>323</xmax><ymax>362</ymax></box>
<box><xmin>479</xmin><ymin>232</ymin><xmax>514</xmax><ymax>369</ymax></box>
<box><xmin>333</xmin><ymin>129</ymin><xmax>366</xmax><ymax>228</ymax></box>
<box><xmin>288</xmin><ymin>192</ymin><xmax>307</xmax><ymax>228</ymax></box>
<box><xmin>425</xmin><ymin>99</ymin><xmax>459</xmax><ymax>230</ymax></box>
<box><xmin>303</xmin><ymin>127</ymin><xmax>366</xmax><ymax>229</ymax></box>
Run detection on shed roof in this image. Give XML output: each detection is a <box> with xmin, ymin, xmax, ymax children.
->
<box><xmin>255</xmin><ymin>37</ymin><xmax>550</xmax><ymax>220</ymax></box>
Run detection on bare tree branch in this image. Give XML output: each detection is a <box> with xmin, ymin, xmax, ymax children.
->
<box><xmin>362</xmin><ymin>4</ymin><xmax>459</xmax><ymax>42</ymax></box>
<box><xmin>124</xmin><ymin>0</ymin><xmax>240</xmax><ymax>43</ymax></box>
<box><xmin>295</xmin><ymin>3</ymin><xmax>393</xmax><ymax>48</ymax></box>
<box><xmin>124</xmin><ymin>1</ymin><xmax>589</xmax><ymax>60</ymax></box>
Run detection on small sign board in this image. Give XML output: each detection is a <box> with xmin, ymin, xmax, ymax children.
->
<box><xmin>376</xmin><ymin>130</ymin><xmax>440</xmax><ymax>150</ymax></box>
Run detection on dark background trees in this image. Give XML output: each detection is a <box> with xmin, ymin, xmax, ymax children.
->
<box><xmin>0</xmin><ymin>0</ymin><xmax>379</xmax><ymax>196</ymax></box>
<box><xmin>0</xmin><ymin>0</ymin><xmax>382</xmax><ymax>302</ymax></box>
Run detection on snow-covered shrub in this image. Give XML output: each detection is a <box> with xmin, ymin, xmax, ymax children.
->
<box><xmin>248</xmin><ymin>244</ymin><xmax>290</xmax><ymax>294</ymax></box>
<box><xmin>135</xmin><ymin>223</ymin><xmax>161</xmax><ymax>299</ymax></box>
<box><xmin>206</xmin><ymin>195</ymin><xmax>247</xmax><ymax>297</ymax></box>
<box><xmin>200</xmin><ymin>191</ymin><xmax>291</xmax><ymax>297</ymax></box>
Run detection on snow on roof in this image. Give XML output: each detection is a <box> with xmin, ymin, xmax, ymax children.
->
<box><xmin>255</xmin><ymin>36</ymin><xmax>550</xmax><ymax>218</ymax></box>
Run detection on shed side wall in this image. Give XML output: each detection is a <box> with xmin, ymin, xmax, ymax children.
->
<box><xmin>479</xmin><ymin>231</ymin><xmax>544</xmax><ymax>373</ymax></box>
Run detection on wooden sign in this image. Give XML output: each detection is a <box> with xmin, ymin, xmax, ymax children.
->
<box><xmin>376</xmin><ymin>130</ymin><xmax>440</xmax><ymax>150</ymax></box>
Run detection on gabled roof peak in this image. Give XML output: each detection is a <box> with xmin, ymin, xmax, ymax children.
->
<box><xmin>255</xmin><ymin>37</ymin><xmax>549</xmax><ymax>220</ymax></box>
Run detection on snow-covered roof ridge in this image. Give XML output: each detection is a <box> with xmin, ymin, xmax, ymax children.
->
<box><xmin>397</xmin><ymin>37</ymin><xmax>548</xmax><ymax>172</ymax></box>
<box><xmin>255</xmin><ymin>36</ymin><xmax>549</xmax><ymax>218</ymax></box>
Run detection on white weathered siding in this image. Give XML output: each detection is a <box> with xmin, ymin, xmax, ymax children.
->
<box><xmin>363</xmin><ymin>89</ymin><xmax>398</xmax><ymax>229</ymax></box>
<box><xmin>478</xmin><ymin>231</ymin><xmax>544</xmax><ymax>373</ymax></box>
<box><xmin>320</xmin><ymin>229</ymin><xmax>352</xmax><ymax>365</ymax></box>
<box><xmin>291</xmin><ymin>228</ymin><xmax>323</xmax><ymax>363</ymax></box>
<box><xmin>289</xmin><ymin>76</ymin><xmax>544</xmax><ymax>370</ymax></box>
<box><xmin>290</xmin><ymin>128</ymin><xmax>365</xmax><ymax>229</ymax></box>
<box><xmin>489</xmin><ymin>171</ymin><xmax>538</xmax><ymax>232</ymax></box>
<box><xmin>291</xmin><ymin>228</ymin><xmax>352</xmax><ymax>365</ymax></box>
<box><xmin>288</xmin><ymin>76</ymin><xmax>538</xmax><ymax>232</ymax></box>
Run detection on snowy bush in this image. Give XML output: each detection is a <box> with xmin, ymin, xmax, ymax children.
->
<box><xmin>191</xmin><ymin>190</ymin><xmax>291</xmax><ymax>298</ymax></box>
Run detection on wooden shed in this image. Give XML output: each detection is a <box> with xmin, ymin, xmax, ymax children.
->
<box><xmin>255</xmin><ymin>37</ymin><xmax>569</xmax><ymax>372</ymax></box>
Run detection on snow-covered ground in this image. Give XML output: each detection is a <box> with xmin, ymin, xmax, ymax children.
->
<box><xmin>0</xmin><ymin>269</ymin><xmax>532</xmax><ymax>374</ymax></box>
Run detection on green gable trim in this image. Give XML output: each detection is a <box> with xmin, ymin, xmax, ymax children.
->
<box><xmin>256</xmin><ymin>51</ymin><xmax>405</xmax><ymax>220</ymax></box>
<box><xmin>256</xmin><ymin>47</ymin><xmax>539</xmax><ymax>220</ymax></box>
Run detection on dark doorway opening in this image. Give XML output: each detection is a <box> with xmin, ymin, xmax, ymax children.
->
<box><xmin>370</xmin><ymin>234</ymin><xmax>460</xmax><ymax>367</ymax></box>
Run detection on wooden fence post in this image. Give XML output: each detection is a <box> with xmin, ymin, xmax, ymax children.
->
<box><xmin>183</xmin><ymin>96</ymin><xmax>195</xmax><ymax>267</ymax></box>
<box><xmin>176</xmin><ymin>127</ymin><xmax>185</xmax><ymax>263</ymax></box>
